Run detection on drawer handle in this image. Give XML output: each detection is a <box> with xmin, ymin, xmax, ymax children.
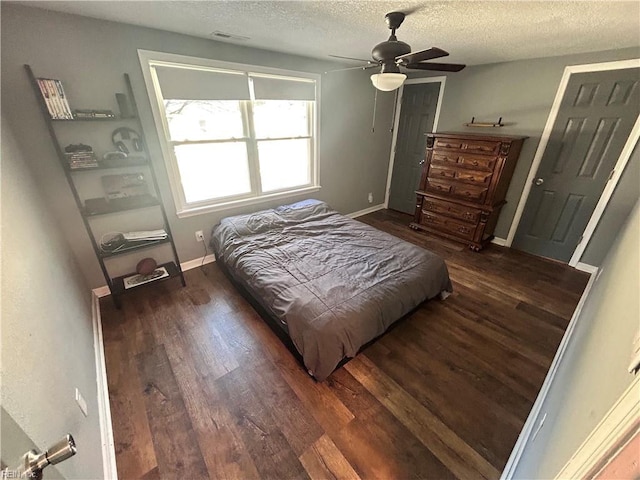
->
<box><xmin>465</xmin><ymin>192</ymin><xmax>472</xmax><ymax>196</ymax></box>
<box><xmin>458</xmin><ymin>226</ymin><xmax>470</xmax><ymax>234</ymax></box>
<box><xmin>472</xmin><ymin>161</ymin><xmax>479</xmax><ymax>166</ymax></box>
<box><xmin>463</xmin><ymin>212</ymin><xmax>474</xmax><ymax>219</ymax></box>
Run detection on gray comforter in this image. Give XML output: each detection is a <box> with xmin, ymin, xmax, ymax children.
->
<box><xmin>211</xmin><ymin>199</ymin><xmax>452</xmax><ymax>381</ymax></box>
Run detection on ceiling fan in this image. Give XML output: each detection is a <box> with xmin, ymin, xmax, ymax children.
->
<box><xmin>329</xmin><ymin>11</ymin><xmax>466</xmax><ymax>91</ymax></box>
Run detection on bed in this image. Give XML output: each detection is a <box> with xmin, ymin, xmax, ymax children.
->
<box><xmin>210</xmin><ymin>199</ymin><xmax>452</xmax><ymax>381</ymax></box>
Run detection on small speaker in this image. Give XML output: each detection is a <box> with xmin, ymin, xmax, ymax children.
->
<box><xmin>115</xmin><ymin>93</ymin><xmax>132</xmax><ymax>119</ymax></box>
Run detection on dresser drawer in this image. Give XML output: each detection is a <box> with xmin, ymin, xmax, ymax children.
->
<box><xmin>425</xmin><ymin>179</ymin><xmax>453</xmax><ymax>195</ymax></box>
<box><xmin>433</xmin><ymin>138</ymin><xmax>467</xmax><ymax>151</ymax></box>
<box><xmin>431</xmin><ymin>152</ymin><xmax>497</xmax><ymax>172</ymax></box>
<box><xmin>457</xmin><ymin>154</ymin><xmax>497</xmax><ymax>171</ymax></box>
<box><xmin>431</xmin><ymin>152</ymin><xmax>462</xmax><ymax>166</ymax></box>
<box><xmin>428</xmin><ymin>165</ymin><xmax>457</xmax><ymax>180</ymax></box>
<box><xmin>434</xmin><ymin>137</ymin><xmax>502</xmax><ymax>156</ymax></box>
<box><xmin>419</xmin><ymin>211</ymin><xmax>476</xmax><ymax>241</ymax></box>
<box><xmin>422</xmin><ymin>197</ymin><xmax>481</xmax><ymax>224</ymax></box>
<box><xmin>451</xmin><ymin>184</ymin><xmax>488</xmax><ymax>203</ymax></box>
<box><xmin>454</xmin><ymin>168</ymin><xmax>493</xmax><ymax>185</ymax></box>
<box><xmin>429</xmin><ymin>164</ymin><xmax>492</xmax><ymax>186</ymax></box>
<box><xmin>425</xmin><ymin>179</ymin><xmax>488</xmax><ymax>204</ymax></box>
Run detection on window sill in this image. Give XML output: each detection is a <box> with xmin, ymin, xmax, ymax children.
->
<box><xmin>175</xmin><ymin>185</ymin><xmax>322</xmax><ymax>218</ymax></box>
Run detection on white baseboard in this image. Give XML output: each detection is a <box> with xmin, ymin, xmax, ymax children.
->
<box><xmin>491</xmin><ymin>237</ymin><xmax>508</xmax><ymax>246</ymax></box>
<box><xmin>575</xmin><ymin>262</ymin><xmax>598</xmax><ymax>274</ymax></box>
<box><xmin>91</xmin><ymin>292</ymin><xmax>118</xmax><ymax>480</ymax></box>
<box><xmin>92</xmin><ymin>285</ymin><xmax>111</xmax><ymax>298</ymax></box>
<box><xmin>501</xmin><ymin>266</ymin><xmax>599</xmax><ymax>479</ymax></box>
<box><xmin>180</xmin><ymin>253</ymin><xmax>216</xmax><ymax>271</ymax></box>
<box><xmin>347</xmin><ymin>204</ymin><xmax>386</xmax><ymax>218</ymax></box>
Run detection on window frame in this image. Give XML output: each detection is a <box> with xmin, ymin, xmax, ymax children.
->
<box><xmin>138</xmin><ymin>49</ymin><xmax>321</xmax><ymax>218</ymax></box>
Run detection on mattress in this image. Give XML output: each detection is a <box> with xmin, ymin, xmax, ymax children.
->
<box><xmin>211</xmin><ymin>199</ymin><xmax>452</xmax><ymax>381</ymax></box>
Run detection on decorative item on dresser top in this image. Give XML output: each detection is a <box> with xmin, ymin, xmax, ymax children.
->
<box><xmin>411</xmin><ymin>132</ymin><xmax>527</xmax><ymax>251</ymax></box>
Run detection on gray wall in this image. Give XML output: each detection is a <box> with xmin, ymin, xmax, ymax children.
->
<box><xmin>512</xmin><ymin>200</ymin><xmax>640</xmax><ymax>478</ymax></box>
<box><xmin>581</xmin><ymin>140</ymin><xmax>639</xmax><ymax>266</ymax></box>
<box><xmin>0</xmin><ymin>3</ymin><xmax>395</xmax><ymax>288</ymax></box>
<box><xmin>431</xmin><ymin>47</ymin><xmax>639</xmax><ymax>263</ymax></box>
<box><xmin>1</xmin><ymin>119</ymin><xmax>104</xmax><ymax>478</ymax></box>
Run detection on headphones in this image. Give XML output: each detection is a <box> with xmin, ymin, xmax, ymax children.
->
<box><xmin>111</xmin><ymin>127</ymin><xmax>143</xmax><ymax>155</ymax></box>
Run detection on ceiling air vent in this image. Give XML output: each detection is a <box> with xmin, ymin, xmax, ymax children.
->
<box><xmin>210</xmin><ymin>31</ymin><xmax>250</xmax><ymax>41</ymax></box>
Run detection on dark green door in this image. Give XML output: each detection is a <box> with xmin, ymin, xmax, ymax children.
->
<box><xmin>388</xmin><ymin>82</ymin><xmax>441</xmax><ymax>214</ymax></box>
<box><xmin>513</xmin><ymin>67</ymin><xmax>639</xmax><ymax>262</ymax></box>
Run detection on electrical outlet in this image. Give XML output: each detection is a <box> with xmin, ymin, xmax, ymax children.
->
<box><xmin>75</xmin><ymin>388</ymin><xmax>88</xmax><ymax>417</ymax></box>
<box><xmin>368</xmin><ymin>192</ymin><xmax>374</xmax><ymax>204</ymax></box>
<box><xmin>195</xmin><ymin>230</ymin><xmax>204</xmax><ymax>242</ymax></box>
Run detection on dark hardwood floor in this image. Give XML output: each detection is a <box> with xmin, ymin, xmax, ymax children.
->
<box><xmin>100</xmin><ymin>209</ymin><xmax>589</xmax><ymax>480</ymax></box>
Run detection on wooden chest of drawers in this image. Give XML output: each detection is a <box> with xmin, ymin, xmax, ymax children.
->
<box><xmin>410</xmin><ymin>132</ymin><xmax>527</xmax><ymax>251</ymax></box>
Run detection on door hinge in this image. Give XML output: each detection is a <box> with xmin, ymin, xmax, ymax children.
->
<box><xmin>577</xmin><ymin>235</ymin><xmax>584</xmax><ymax>245</ymax></box>
<box><xmin>608</xmin><ymin>169</ymin><xmax>615</xmax><ymax>181</ymax></box>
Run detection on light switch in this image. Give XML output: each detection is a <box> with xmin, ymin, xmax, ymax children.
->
<box><xmin>75</xmin><ymin>388</ymin><xmax>88</xmax><ymax>417</ymax></box>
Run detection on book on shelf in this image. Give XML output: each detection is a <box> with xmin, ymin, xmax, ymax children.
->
<box><xmin>36</xmin><ymin>78</ymin><xmax>73</xmax><ymax>119</ymax></box>
<box><xmin>53</xmin><ymin>80</ymin><xmax>73</xmax><ymax>118</ymax></box>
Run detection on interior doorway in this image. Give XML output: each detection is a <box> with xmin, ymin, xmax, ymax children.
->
<box><xmin>507</xmin><ymin>59</ymin><xmax>640</xmax><ymax>266</ymax></box>
<box><xmin>385</xmin><ymin>78</ymin><xmax>445</xmax><ymax>214</ymax></box>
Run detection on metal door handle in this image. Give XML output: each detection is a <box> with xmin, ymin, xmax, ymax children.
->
<box><xmin>44</xmin><ymin>435</ymin><xmax>77</xmax><ymax>465</ymax></box>
<box><xmin>10</xmin><ymin>434</ymin><xmax>77</xmax><ymax>480</ymax></box>
<box><xmin>534</xmin><ymin>178</ymin><xmax>544</xmax><ymax>186</ymax></box>
<box><xmin>419</xmin><ymin>159</ymin><xmax>425</xmax><ymax>165</ymax></box>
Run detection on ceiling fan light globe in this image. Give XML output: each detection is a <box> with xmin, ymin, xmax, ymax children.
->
<box><xmin>370</xmin><ymin>73</ymin><xmax>406</xmax><ymax>91</ymax></box>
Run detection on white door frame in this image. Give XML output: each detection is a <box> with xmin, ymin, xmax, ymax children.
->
<box><xmin>383</xmin><ymin>76</ymin><xmax>447</xmax><ymax>208</ymax></box>
<box><xmin>505</xmin><ymin>58</ymin><xmax>640</xmax><ymax>267</ymax></box>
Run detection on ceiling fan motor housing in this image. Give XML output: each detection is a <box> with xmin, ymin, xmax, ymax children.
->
<box><xmin>371</xmin><ymin>39</ymin><xmax>411</xmax><ymax>64</ymax></box>
<box><xmin>372</xmin><ymin>11</ymin><xmax>411</xmax><ymax>69</ymax></box>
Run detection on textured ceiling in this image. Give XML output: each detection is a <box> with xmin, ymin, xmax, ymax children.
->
<box><xmin>21</xmin><ymin>1</ymin><xmax>640</xmax><ymax>66</ymax></box>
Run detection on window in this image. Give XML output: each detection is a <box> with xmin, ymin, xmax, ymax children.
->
<box><xmin>139</xmin><ymin>50</ymin><xmax>320</xmax><ymax>217</ymax></box>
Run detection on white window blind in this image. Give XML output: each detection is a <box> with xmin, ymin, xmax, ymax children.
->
<box><xmin>251</xmin><ymin>74</ymin><xmax>316</xmax><ymax>101</ymax></box>
<box><xmin>139</xmin><ymin>51</ymin><xmax>320</xmax><ymax>217</ymax></box>
<box><xmin>155</xmin><ymin>66</ymin><xmax>250</xmax><ymax>100</ymax></box>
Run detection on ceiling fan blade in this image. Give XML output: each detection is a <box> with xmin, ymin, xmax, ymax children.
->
<box><xmin>396</xmin><ymin>47</ymin><xmax>449</xmax><ymax>65</ymax></box>
<box><xmin>324</xmin><ymin>64</ymin><xmax>380</xmax><ymax>74</ymax></box>
<box><xmin>329</xmin><ymin>54</ymin><xmax>377</xmax><ymax>64</ymax></box>
<box><xmin>401</xmin><ymin>6</ymin><xmax>421</xmax><ymax>15</ymax></box>
<box><xmin>405</xmin><ymin>62</ymin><xmax>466</xmax><ymax>72</ymax></box>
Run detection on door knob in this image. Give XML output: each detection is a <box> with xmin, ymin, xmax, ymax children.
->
<box><xmin>419</xmin><ymin>159</ymin><xmax>425</xmax><ymax>165</ymax></box>
<box><xmin>11</xmin><ymin>434</ymin><xmax>77</xmax><ymax>480</ymax></box>
<box><xmin>534</xmin><ymin>178</ymin><xmax>544</xmax><ymax>186</ymax></box>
